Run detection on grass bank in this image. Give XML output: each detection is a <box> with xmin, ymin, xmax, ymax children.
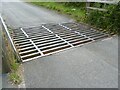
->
<box><xmin>2</xmin><ymin>27</ymin><xmax>22</xmax><ymax>85</ymax></box>
<box><xmin>30</xmin><ymin>2</ymin><xmax>86</xmax><ymax>22</ymax></box>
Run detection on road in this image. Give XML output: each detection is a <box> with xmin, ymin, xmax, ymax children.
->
<box><xmin>2</xmin><ymin>0</ymin><xmax>118</xmax><ymax>88</ymax></box>
<box><xmin>2</xmin><ymin>0</ymin><xmax>73</xmax><ymax>28</ymax></box>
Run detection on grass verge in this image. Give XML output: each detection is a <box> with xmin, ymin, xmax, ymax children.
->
<box><xmin>29</xmin><ymin>2</ymin><xmax>86</xmax><ymax>22</ymax></box>
<box><xmin>8</xmin><ymin>61</ymin><xmax>22</xmax><ymax>85</ymax></box>
<box><xmin>3</xmin><ymin>28</ymin><xmax>22</xmax><ymax>85</ymax></box>
<box><xmin>8</xmin><ymin>72</ymin><xmax>22</xmax><ymax>85</ymax></box>
<box><xmin>8</xmin><ymin>30</ymin><xmax>22</xmax><ymax>85</ymax></box>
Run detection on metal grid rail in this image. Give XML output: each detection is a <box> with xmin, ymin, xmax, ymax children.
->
<box><xmin>10</xmin><ymin>22</ymin><xmax>109</xmax><ymax>62</ymax></box>
<box><xmin>43</xmin><ymin>24</ymin><xmax>93</xmax><ymax>46</ymax></box>
<box><xmin>61</xmin><ymin>22</ymin><xmax>109</xmax><ymax>40</ymax></box>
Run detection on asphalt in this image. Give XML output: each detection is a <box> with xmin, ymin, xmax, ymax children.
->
<box><xmin>23</xmin><ymin>36</ymin><xmax>118</xmax><ymax>88</ymax></box>
<box><xmin>2</xmin><ymin>1</ymin><xmax>73</xmax><ymax>28</ymax></box>
<box><xmin>2</xmin><ymin>0</ymin><xmax>118</xmax><ymax>88</ymax></box>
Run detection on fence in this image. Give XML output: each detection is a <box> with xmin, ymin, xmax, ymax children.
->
<box><xmin>1</xmin><ymin>16</ymin><xmax>21</xmax><ymax>73</ymax></box>
<box><xmin>86</xmin><ymin>0</ymin><xmax>119</xmax><ymax>14</ymax></box>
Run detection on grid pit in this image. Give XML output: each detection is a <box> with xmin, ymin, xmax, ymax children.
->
<box><xmin>10</xmin><ymin>22</ymin><xmax>109</xmax><ymax>62</ymax></box>
<box><xmin>61</xmin><ymin>22</ymin><xmax>109</xmax><ymax>40</ymax></box>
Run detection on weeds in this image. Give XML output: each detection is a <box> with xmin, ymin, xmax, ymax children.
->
<box><xmin>8</xmin><ymin>72</ymin><xmax>22</xmax><ymax>85</ymax></box>
<box><xmin>3</xmin><ymin>28</ymin><xmax>22</xmax><ymax>85</ymax></box>
<box><xmin>10</xmin><ymin>58</ymin><xmax>20</xmax><ymax>71</ymax></box>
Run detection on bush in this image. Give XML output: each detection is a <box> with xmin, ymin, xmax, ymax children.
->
<box><xmin>87</xmin><ymin>2</ymin><xmax>120</xmax><ymax>34</ymax></box>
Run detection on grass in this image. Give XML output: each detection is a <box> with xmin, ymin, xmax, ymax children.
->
<box><xmin>7</xmin><ymin>47</ymin><xmax>22</xmax><ymax>85</ymax></box>
<box><xmin>8</xmin><ymin>72</ymin><xmax>22</xmax><ymax>85</ymax></box>
<box><xmin>29</xmin><ymin>2</ymin><xmax>86</xmax><ymax>22</ymax></box>
<box><xmin>3</xmin><ymin>28</ymin><xmax>22</xmax><ymax>85</ymax></box>
<box><xmin>10</xmin><ymin>62</ymin><xmax>19</xmax><ymax>71</ymax></box>
<box><xmin>7</xmin><ymin>46</ymin><xmax>22</xmax><ymax>85</ymax></box>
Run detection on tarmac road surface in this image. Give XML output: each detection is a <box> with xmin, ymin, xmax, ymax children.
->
<box><xmin>1</xmin><ymin>0</ymin><xmax>118</xmax><ymax>88</ymax></box>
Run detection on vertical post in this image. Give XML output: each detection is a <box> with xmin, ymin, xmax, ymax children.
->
<box><xmin>86</xmin><ymin>1</ymin><xmax>90</xmax><ymax>15</ymax></box>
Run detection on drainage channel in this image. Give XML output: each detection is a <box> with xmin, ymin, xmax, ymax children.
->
<box><xmin>11</xmin><ymin>22</ymin><xmax>109</xmax><ymax>62</ymax></box>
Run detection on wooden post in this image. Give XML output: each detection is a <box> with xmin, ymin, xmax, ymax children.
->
<box><xmin>86</xmin><ymin>1</ymin><xmax>90</xmax><ymax>14</ymax></box>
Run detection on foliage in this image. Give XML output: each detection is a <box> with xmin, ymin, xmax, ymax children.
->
<box><xmin>30</xmin><ymin>1</ymin><xmax>119</xmax><ymax>34</ymax></box>
<box><xmin>87</xmin><ymin>3</ymin><xmax>120</xmax><ymax>34</ymax></box>
<box><xmin>3</xmin><ymin>28</ymin><xmax>22</xmax><ymax>84</ymax></box>
<box><xmin>3</xmin><ymin>28</ymin><xmax>20</xmax><ymax>72</ymax></box>
<box><xmin>62</xmin><ymin>2</ymin><xmax>86</xmax><ymax>8</ymax></box>
<box><xmin>10</xmin><ymin>61</ymin><xmax>20</xmax><ymax>71</ymax></box>
<box><xmin>8</xmin><ymin>72</ymin><xmax>22</xmax><ymax>85</ymax></box>
<box><xmin>30</xmin><ymin>2</ymin><xmax>86</xmax><ymax>22</ymax></box>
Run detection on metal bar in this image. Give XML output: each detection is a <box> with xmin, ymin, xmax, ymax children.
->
<box><xmin>15</xmin><ymin>41</ymin><xmax>31</xmax><ymax>45</ymax></box>
<box><xmin>26</xmin><ymin>31</ymin><xmax>50</xmax><ymax>35</ymax></box>
<box><xmin>56</xmin><ymin>32</ymin><xmax>76</xmax><ymax>36</ymax></box>
<box><xmin>14</xmin><ymin>38</ymin><xmax>27</xmax><ymax>41</ymax></box>
<box><xmin>69</xmin><ymin>38</ymin><xmax>88</xmax><ymax>43</ymax></box>
<box><xmin>31</xmin><ymin>36</ymin><xmax>57</xmax><ymax>42</ymax></box>
<box><xmin>21</xmin><ymin>28</ymin><xmax>29</xmax><ymax>38</ymax></box>
<box><xmin>20</xmin><ymin>28</ymin><xmax>44</xmax><ymax>56</ymax></box>
<box><xmin>41</xmin><ymin>26</ymin><xmax>54</xmax><ymax>34</ymax></box>
<box><xmin>35</xmin><ymin>38</ymin><xmax>61</xmax><ymax>45</ymax></box>
<box><xmin>42</xmin><ymin>25</ymin><xmax>74</xmax><ymax>47</ymax></box>
<box><xmin>22</xmin><ymin>55</ymin><xmax>42</xmax><ymax>62</ymax></box>
<box><xmin>19</xmin><ymin>46</ymin><xmax>35</xmax><ymax>51</ymax></box>
<box><xmin>39</xmin><ymin>42</ymin><xmax>67</xmax><ymax>50</ymax></box>
<box><xmin>30</xmin><ymin>34</ymin><xmax>55</xmax><ymax>39</ymax></box>
<box><xmin>37</xmin><ymin>39</ymin><xmax>63</xmax><ymax>47</ymax></box>
<box><xmin>59</xmin><ymin>24</ymin><xmax>95</xmax><ymax>41</ymax></box>
<box><xmin>62</xmin><ymin>35</ymin><xmax>84</xmax><ymax>39</ymax></box>
<box><xmin>19</xmin><ymin>49</ymin><xmax>37</xmax><ymax>55</ymax></box>
<box><xmin>19</xmin><ymin>44</ymin><xmax>33</xmax><ymax>48</ymax></box>
<box><xmin>65</xmin><ymin>36</ymin><xmax>86</xmax><ymax>41</ymax></box>
<box><xmin>59</xmin><ymin>33</ymin><xmax>78</xmax><ymax>37</ymax></box>
<box><xmin>29</xmin><ymin>33</ymin><xmax>54</xmax><ymax>38</ymax></box>
<box><xmin>42</xmin><ymin>44</ymin><xmax>70</xmax><ymax>53</ymax></box>
<box><xmin>21</xmin><ymin>52</ymin><xmax>40</xmax><ymax>59</ymax></box>
<box><xmin>14</xmin><ymin>39</ymin><xmax>30</xmax><ymax>44</ymax></box>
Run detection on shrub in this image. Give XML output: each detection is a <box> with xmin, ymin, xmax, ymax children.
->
<box><xmin>87</xmin><ymin>2</ymin><xmax>120</xmax><ymax>34</ymax></box>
